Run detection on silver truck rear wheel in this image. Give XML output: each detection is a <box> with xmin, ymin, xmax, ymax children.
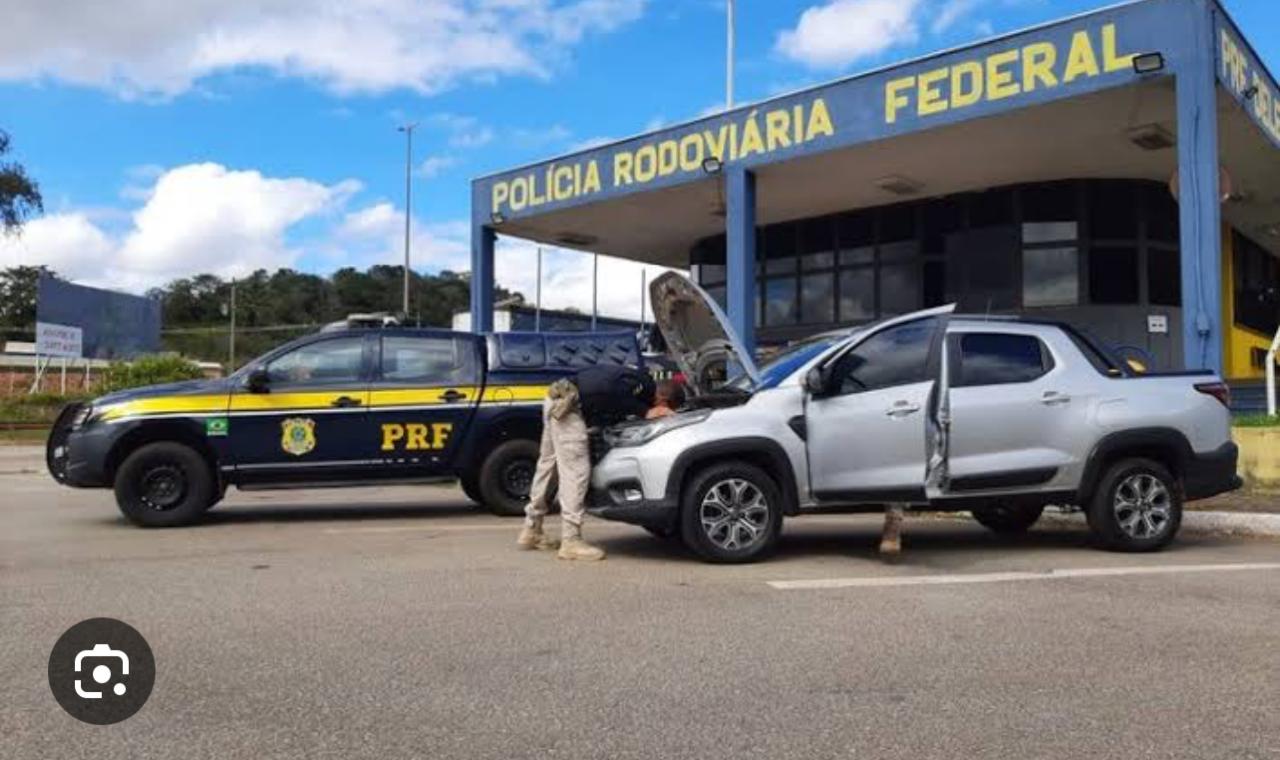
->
<box><xmin>1088</xmin><ymin>458</ymin><xmax>1182</xmax><ymax>552</ymax></box>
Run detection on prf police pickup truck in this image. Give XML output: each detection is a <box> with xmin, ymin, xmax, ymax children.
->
<box><xmin>46</xmin><ymin>326</ymin><xmax>641</xmax><ymax>526</ymax></box>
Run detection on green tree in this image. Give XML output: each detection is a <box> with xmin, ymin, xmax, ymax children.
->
<box><xmin>0</xmin><ymin>130</ymin><xmax>42</xmax><ymax>233</ymax></box>
<box><xmin>0</xmin><ymin>265</ymin><xmax>54</xmax><ymax>331</ymax></box>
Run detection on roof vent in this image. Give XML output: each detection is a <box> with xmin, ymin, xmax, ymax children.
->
<box><xmin>1127</xmin><ymin>123</ymin><xmax>1175</xmax><ymax>151</ymax></box>
<box><xmin>555</xmin><ymin>232</ymin><xmax>599</xmax><ymax>247</ymax></box>
<box><xmin>873</xmin><ymin>175</ymin><xmax>924</xmax><ymax>196</ymax></box>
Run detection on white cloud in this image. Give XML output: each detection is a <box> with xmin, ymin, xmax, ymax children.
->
<box><xmin>417</xmin><ymin>154</ymin><xmax>460</xmax><ymax>179</ymax></box>
<box><xmin>0</xmin><ymin>163</ymin><xmax>358</xmax><ymax>291</ymax></box>
<box><xmin>931</xmin><ymin>0</ymin><xmax>981</xmax><ymax>34</ymax></box>
<box><xmin>775</xmin><ymin>0</ymin><xmax>924</xmax><ymax>69</ymax></box>
<box><xmin>330</xmin><ymin>202</ymin><xmax>471</xmax><ymax>273</ymax></box>
<box><xmin>0</xmin><ymin>0</ymin><xmax>646</xmax><ymax>98</ymax></box>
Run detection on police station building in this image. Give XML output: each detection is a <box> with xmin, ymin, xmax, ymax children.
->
<box><xmin>470</xmin><ymin>0</ymin><xmax>1280</xmax><ymax>381</ymax></box>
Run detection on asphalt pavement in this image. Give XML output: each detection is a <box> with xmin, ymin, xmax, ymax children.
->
<box><xmin>2</xmin><ymin>446</ymin><xmax>1278</xmax><ymax>760</ymax></box>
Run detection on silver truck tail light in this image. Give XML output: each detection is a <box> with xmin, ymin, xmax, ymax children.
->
<box><xmin>1194</xmin><ymin>382</ymin><xmax>1231</xmax><ymax>409</ymax></box>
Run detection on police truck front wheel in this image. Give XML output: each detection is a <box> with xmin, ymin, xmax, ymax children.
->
<box><xmin>114</xmin><ymin>442</ymin><xmax>216</xmax><ymax>527</ymax></box>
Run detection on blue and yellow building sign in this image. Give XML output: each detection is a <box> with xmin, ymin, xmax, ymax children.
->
<box><xmin>477</xmin><ymin>1</ymin><xmax>1182</xmax><ymax>223</ymax></box>
<box><xmin>1218</xmin><ymin>20</ymin><xmax>1280</xmax><ymax>148</ymax></box>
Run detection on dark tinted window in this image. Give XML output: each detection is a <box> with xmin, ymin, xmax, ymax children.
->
<box><xmin>835</xmin><ymin>318</ymin><xmax>936</xmax><ymax>394</ymax></box>
<box><xmin>764</xmin><ymin>278</ymin><xmax>797</xmax><ymax>325</ymax></box>
<box><xmin>266</xmin><ymin>337</ymin><xmax>365</xmax><ymax>385</ymax></box>
<box><xmin>1089</xmin><ymin>181</ymin><xmax>1138</xmax><ymax>238</ymax></box>
<box><xmin>1147</xmin><ymin>248</ymin><xmax>1181</xmax><ymax>307</ymax></box>
<box><xmin>969</xmin><ymin>188</ymin><xmax>1014</xmax><ymax>226</ymax></box>
<box><xmin>1089</xmin><ymin>246</ymin><xmax>1139</xmax><ymax>304</ymax></box>
<box><xmin>839</xmin><ymin>269</ymin><xmax>875</xmax><ymax>321</ymax></box>
<box><xmin>955</xmin><ymin>333</ymin><xmax>1050</xmax><ymax>387</ymax></box>
<box><xmin>800</xmin><ymin>273</ymin><xmax>834</xmax><ymax>323</ymax></box>
<box><xmin>380</xmin><ymin>336</ymin><xmax>478</xmax><ymax>385</ymax></box>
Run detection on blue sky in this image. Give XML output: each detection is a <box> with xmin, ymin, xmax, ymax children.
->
<box><xmin>1</xmin><ymin>0</ymin><xmax>1276</xmax><ymax>317</ymax></box>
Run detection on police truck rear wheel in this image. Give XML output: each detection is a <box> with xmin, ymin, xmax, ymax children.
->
<box><xmin>459</xmin><ymin>474</ymin><xmax>483</xmax><ymax>505</ymax></box>
<box><xmin>478</xmin><ymin>439</ymin><xmax>553</xmax><ymax>517</ymax></box>
<box><xmin>114</xmin><ymin>442</ymin><xmax>216</xmax><ymax>527</ymax></box>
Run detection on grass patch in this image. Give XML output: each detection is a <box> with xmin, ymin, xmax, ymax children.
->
<box><xmin>0</xmin><ymin>428</ymin><xmax>49</xmax><ymax>445</ymax></box>
<box><xmin>1233</xmin><ymin>414</ymin><xmax>1280</xmax><ymax>428</ymax></box>
<box><xmin>0</xmin><ymin>393</ymin><xmax>86</xmax><ymax>424</ymax></box>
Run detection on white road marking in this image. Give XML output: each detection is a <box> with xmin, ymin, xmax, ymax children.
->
<box><xmin>768</xmin><ymin>562</ymin><xmax>1280</xmax><ymax>590</ymax></box>
<box><xmin>322</xmin><ymin>524</ymin><xmax>517</xmax><ymax>535</ymax></box>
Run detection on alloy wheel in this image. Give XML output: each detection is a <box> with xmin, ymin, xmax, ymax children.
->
<box><xmin>1112</xmin><ymin>473</ymin><xmax>1172</xmax><ymax>540</ymax></box>
<box><xmin>699</xmin><ymin>478</ymin><xmax>770</xmax><ymax>552</ymax></box>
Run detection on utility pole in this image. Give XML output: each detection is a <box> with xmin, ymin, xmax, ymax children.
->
<box><xmin>398</xmin><ymin>122</ymin><xmax>418</xmax><ymax>317</ymax></box>
<box><xmin>228</xmin><ymin>279</ymin><xmax>237</xmax><ymax>370</ymax></box>
<box><xmin>535</xmin><ymin>246</ymin><xmax>543</xmax><ymax>332</ymax></box>
<box><xmin>591</xmin><ymin>253</ymin><xmax>599</xmax><ymax>331</ymax></box>
<box><xmin>726</xmin><ymin>0</ymin><xmax>735</xmax><ymax>109</ymax></box>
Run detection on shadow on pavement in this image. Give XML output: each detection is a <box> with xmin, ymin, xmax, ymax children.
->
<box><xmin>200</xmin><ymin>501</ymin><xmax>489</xmax><ymax>525</ymax></box>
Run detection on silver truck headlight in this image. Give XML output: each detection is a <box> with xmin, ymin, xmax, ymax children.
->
<box><xmin>604</xmin><ymin>409</ymin><xmax>712</xmax><ymax>448</ymax></box>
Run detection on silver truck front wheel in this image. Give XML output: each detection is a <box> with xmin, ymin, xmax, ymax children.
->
<box><xmin>699</xmin><ymin>478</ymin><xmax>770</xmax><ymax>552</ymax></box>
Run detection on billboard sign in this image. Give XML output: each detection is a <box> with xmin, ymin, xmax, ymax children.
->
<box><xmin>35</xmin><ymin>322</ymin><xmax>83</xmax><ymax>358</ymax></box>
<box><xmin>36</xmin><ymin>275</ymin><xmax>161</xmax><ymax>359</ymax></box>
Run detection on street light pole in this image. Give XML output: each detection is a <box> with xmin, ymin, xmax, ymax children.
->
<box><xmin>726</xmin><ymin>0</ymin><xmax>735</xmax><ymax>109</ymax></box>
<box><xmin>398</xmin><ymin>122</ymin><xmax>418</xmax><ymax>317</ymax></box>
<box><xmin>228</xmin><ymin>279</ymin><xmax>237</xmax><ymax>370</ymax></box>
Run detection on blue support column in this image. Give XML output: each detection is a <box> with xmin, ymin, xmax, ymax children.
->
<box><xmin>470</xmin><ymin>223</ymin><xmax>496</xmax><ymax>333</ymax></box>
<box><xmin>1174</xmin><ymin>0</ymin><xmax>1223</xmax><ymax>373</ymax></box>
<box><xmin>725</xmin><ymin>168</ymin><xmax>757</xmax><ymax>354</ymax></box>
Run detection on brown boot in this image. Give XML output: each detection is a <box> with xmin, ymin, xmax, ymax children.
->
<box><xmin>516</xmin><ymin>521</ymin><xmax>558</xmax><ymax>551</ymax></box>
<box><xmin>557</xmin><ymin>522</ymin><xmax>605</xmax><ymax>561</ymax></box>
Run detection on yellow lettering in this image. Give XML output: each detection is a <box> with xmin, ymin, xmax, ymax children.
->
<box><xmin>806</xmin><ymin>98</ymin><xmax>834</xmax><ymax>140</ymax></box>
<box><xmin>1063</xmin><ymin>30</ymin><xmax>1100</xmax><ymax>82</ymax></box>
<box><xmin>432</xmin><ymin>423</ymin><xmax>452</xmax><ymax>449</ymax></box>
<box><xmin>634</xmin><ymin>145</ymin><xmax>658</xmax><ymax>182</ymax></box>
<box><xmin>529</xmin><ymin>173</ymin><xmax>545</xmax><ymax>207</ymax></box>
<box><xmin>509</xmin><ymin>177</ymin><xmax>528</xmax><ymax>211</ymax></box>
<box><xmin>1023</xmin><ymin>42</ymin><xmax>1058</xmax><ymax>91</ymax></box>
<box><xmin>704</xmin><ymin>125</ymin><xmax>730</xmax><ymax>162</ymax></box>
<box><xmin>613</xmin><ymin>153</ymin><xmax>633</xmax><ymax>186</ymax></box>
<box><xmin>583</xmin><ymin>160</ymin><xmax>601</xmax><ymax>193</ymax></box>
<box><xmin>678</xmin><ymin>133</ymin><xmax>704</xmax><ymax>172</ymax></box>
<box><xmin>491</xmin><ymin>182</ymin><xmax>509</xmax><ymax>214</ymax></box>
<box><xmin>380</xmin><ymin>424</ymin><xmax>405</xmax><ymax>452</ymax></box>
<box><xmin>918</xmin><ymin>67</ymin><xmax>949</xmax><ymax>115</ymax></box>
<box><xmin>657</xmin><ymin>140</ymin><xmax>679</xmax><ymax>176</ymax></box>
<box><xmin>553</xmin><ymin>166</ymin><xmax>573</xmax><ymax>200</ymax></box>
<box><xmin>739</xmin><ymin>112</ymin><xmax>765</xmax><ymax>158</ymax></box>
<box><xmin>1101</xmin><ymin>23</ymin><xmax>1134</xmax><ymax>72</ymax></box>
<box><xmin>885</xmin><ymin>76</ymin><xmax>915</xmax><ymax>124</ymax></box>
<box><xmin>793</xmin><ymin>105</ymin><xmax>804</xmax><ymax>143</ymax></box>
<box><xmin>987</xmin><ymin>49</ymin><xmax>1021</xmax><ymax>100</ymax></box>
<box><xmin>951</xmin><ymin>61</ymin><xmax>983</xmax><ymax>108</ymax></box>
<box><xmin>765</xmin><ymin>109</ymin><xmax>791</xmax><ymax>151</ymax></box>
<box><xmin>406</xmin><ymin>423</ymin><xmax>430</xmax><ymax>451</ymax></box>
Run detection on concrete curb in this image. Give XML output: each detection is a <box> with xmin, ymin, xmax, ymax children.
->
<box><xmin>956</xmin><ymin>509</ymin><xmax>1280</xmax><ymax>539</ymax></box>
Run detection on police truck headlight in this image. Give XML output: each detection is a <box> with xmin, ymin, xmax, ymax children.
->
<box><xmin>70</xmin><ymin>404</ymin><xmax>95</xmax><ymax>429</ymax></box>
<box><xmin>604</xmin><ymin>409</ymin><xmax>712</xmax><ymax>448</ymax></box>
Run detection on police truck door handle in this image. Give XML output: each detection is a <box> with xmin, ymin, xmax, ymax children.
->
<box><xmin>439</xmin><ymin>389</ymin><xmax>466</xmax><ymax>403</ymax></box>
<box><xmin>331</xmin><ymin>396</ymin><xmax>362</xmax><ymax>408</ymax></box>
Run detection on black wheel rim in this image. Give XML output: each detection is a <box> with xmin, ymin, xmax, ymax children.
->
<box><xmin>502</xmin><ymin>459</ymin><xmax>535</xmax><ymax>501</ymax></box>
<box><xmin>139</xmin><ymin>465</ymin><xmax>187</xmax><ymax>511</ymax></box>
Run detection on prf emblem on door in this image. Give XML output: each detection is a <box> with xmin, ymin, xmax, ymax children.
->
<box><xmin>280</xmin><ymin>417</ymin><xmax>317</xmax><ymax>456</ymax></box>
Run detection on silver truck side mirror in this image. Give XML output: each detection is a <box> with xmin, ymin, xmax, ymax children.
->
<box><xmin>804</xmin><ymin>367</ymin><xmax>826</xmax><ymax>395</ymax></box>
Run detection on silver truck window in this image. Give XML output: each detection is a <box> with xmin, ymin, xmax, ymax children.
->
<box><xmin>954</xmin><ymin>333</ymin><xmax>1052</xmax><ymax>387</ymax></box>
<box><xmin>833</xmin><ymin>317</ymin><xmax>935</xmax><ymax>394</ymax></box>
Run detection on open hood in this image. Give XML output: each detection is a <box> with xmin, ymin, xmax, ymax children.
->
<box><xmin>649</xmin><ymin>272</ymin><xmax>760</xmax><ymax>395</ymax></box>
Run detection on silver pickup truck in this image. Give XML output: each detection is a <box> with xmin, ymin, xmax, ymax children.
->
<box><xmin>590</xmin><ymin>272</ymin><xmax>1241</xmax><ymax>563</ymax></box>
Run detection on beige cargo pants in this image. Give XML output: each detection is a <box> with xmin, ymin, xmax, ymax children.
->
<box><xmin>524</xmin><ymin>379</ymin><xmax>590</xmax><ymax>533</ymax></box>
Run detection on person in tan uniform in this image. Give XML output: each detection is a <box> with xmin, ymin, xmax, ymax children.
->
<box><xmin>517</xmin><ymin>365</ymin><xmax>655</xmax><ymax>561</ymax></box>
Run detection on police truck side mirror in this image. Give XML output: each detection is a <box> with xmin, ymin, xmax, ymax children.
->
<box><xmin>246</xmin><ymin>367</ymin><xmax>271</xmax><ymax>393</ymax></box>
